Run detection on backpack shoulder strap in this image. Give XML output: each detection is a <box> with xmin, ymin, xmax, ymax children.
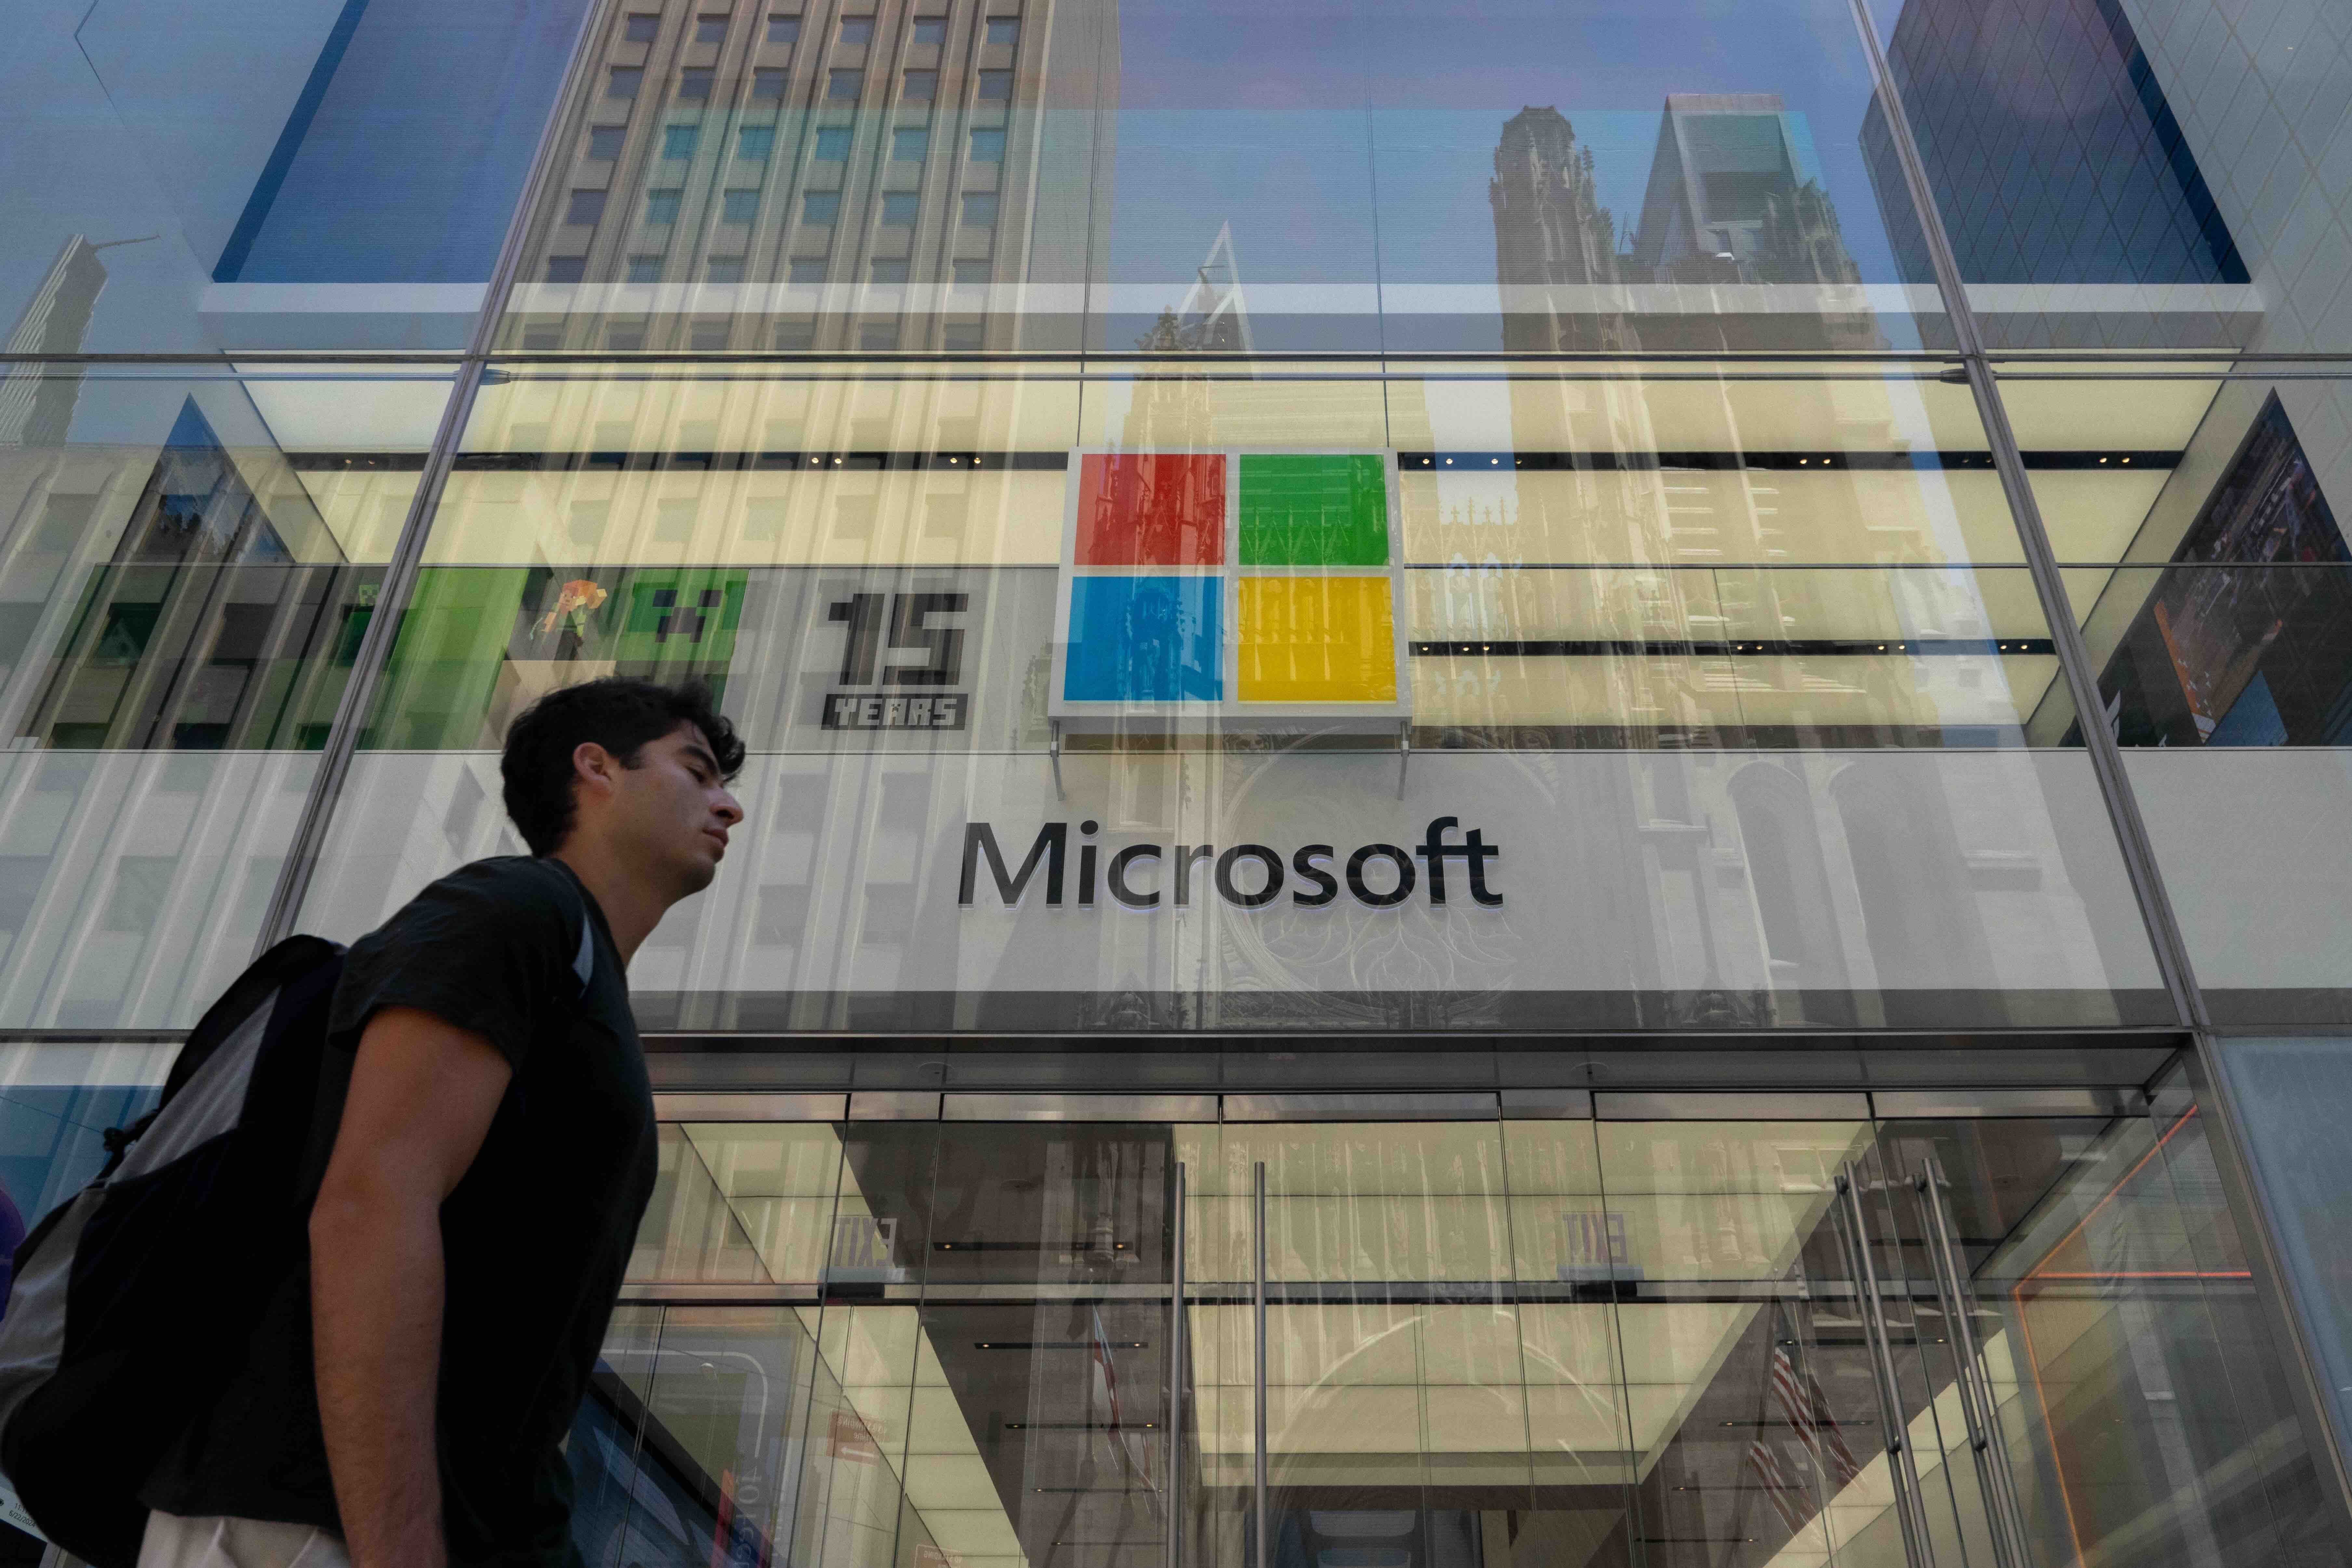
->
<box><xmin>159</xmin><ymin>935</ymin><xmax>346</xmax><ymax>1106</ymax></box>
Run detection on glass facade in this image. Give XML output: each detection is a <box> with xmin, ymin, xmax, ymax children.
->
<box><xmin>7</xmin><ymin>0</ymin><xmax>2352</xmax><ymax>1561</ymax></box>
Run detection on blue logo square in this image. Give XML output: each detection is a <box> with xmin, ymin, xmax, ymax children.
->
<box><xmin>1063</xmin><ymin>575</ymin><xmax>1223</xmax><ymax>702</ymax></box>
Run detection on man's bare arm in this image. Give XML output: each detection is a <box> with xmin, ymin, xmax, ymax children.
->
<box><xmin>310</xmin><ymin>1007</ymin><xmax>512</xmax><ymax>1568</ymax></box>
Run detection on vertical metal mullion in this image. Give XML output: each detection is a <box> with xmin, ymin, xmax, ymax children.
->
<box><xmin>1836</xmin><ymin>0</ymin><xmax>2205</xmax><ymax>1032</ymax></box>
<box><xmin>1253</xmin><ymin>1160</ymin><xmax>1268</xmax><ymax>1568</ymax></box>
<box><xmin>255</xmin><ymin>0</ymin><xmax>622</xmax><ymax>951</ymax></box>
<box><xmin>1169</xmin><ymin>1160</ymin><xmax>1186</xmax><ymax>1568</ymax></box>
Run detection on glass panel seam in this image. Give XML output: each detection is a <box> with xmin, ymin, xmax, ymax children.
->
<box><xmin>256</xmin><ymin>0</ymin><xmax>628</xmax><ymax>951</ymax></box>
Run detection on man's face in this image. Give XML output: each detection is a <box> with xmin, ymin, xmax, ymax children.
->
<box><xmin>607</xmin><ymin>722</ymin><xmax>744</xmax><ymax>896</ymax></box>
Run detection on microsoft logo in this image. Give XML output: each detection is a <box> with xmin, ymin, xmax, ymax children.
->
<box><xmin>1050</xmin><ymin>451</ymin><xmax>1409</xmax><ymax>729</ymax></box>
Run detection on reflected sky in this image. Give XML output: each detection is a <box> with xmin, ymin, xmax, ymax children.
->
<box><xmin>0</xmin><ymin>0</ymin><xmax>580</xmax><ymax>350</ymax></box>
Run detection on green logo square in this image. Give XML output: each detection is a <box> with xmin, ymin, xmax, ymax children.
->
<box><xmin>614</xmin><ymin>570</ymin><xmax>748</xmax><ymax>664</ymax></box>
<box><xmin>1237</xmin><ymin>454</ymin><xmax>1389</xmax><ymax>566</ymax></box>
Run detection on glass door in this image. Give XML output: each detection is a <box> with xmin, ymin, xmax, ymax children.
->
<box><xmin>579</xmin><ymin>1087</ymin><xmax>2349</xmax><ymax>1568</ymax></box>
<box><xmin>1866</xmin><ymin>1078</ymin><xmax>2345</xmax><ymax>1568</ymax></box>
<box><xmin>907</xmin><ymin>1121</ymin><xmax>1179</xmax><ymax>1568</ymax></box>
<box><xmin>577</xmin><ymin>1116</ymin><xmax>1186</xmax><ymax>1568</ymax></box>
<box><xmin>1585</xmin><ymin>1107</ymin><xmax>1886</xmax><ymax>1568</ymax></box>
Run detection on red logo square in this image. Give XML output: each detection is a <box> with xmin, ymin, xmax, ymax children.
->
<box><xmin>1074</xmin><ymin>454</ymin><xmax>1225</xmax><ymax>566</ymax></box>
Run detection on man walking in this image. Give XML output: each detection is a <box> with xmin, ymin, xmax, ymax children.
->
<box><xmin>139</xmin><ymin>677</ymin><xmax>746</xmax><ymax>1568</ymax></box>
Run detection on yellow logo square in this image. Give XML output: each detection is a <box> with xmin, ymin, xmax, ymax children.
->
<box><xmin>1236</xmin><ymin>576</ymin><xmax>1397</xmax><ymax>703</ymax></box>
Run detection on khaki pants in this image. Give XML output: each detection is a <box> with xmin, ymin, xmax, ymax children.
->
<box><xmin>139</xmin><ymin>1513</ymin><xmax>348</xmax><ymax>1568</ymax></box>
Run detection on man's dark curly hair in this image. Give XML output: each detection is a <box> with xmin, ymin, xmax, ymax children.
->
<box><xmin>501</xmin><ymin>677</ymin><xmax>747</xmax><ymax>856</ymax></box>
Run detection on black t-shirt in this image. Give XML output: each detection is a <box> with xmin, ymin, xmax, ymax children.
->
<box><xmin>144</xmin><ymin>856</ymin><xmax>656</xmax><ymax>1568</ymax></box>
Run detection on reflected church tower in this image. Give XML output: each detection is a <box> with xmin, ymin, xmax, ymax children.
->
<box><xmin>1489</xmin><ymin>107</ymin><xmax>1638</xmax><ymax>354</ymax></box>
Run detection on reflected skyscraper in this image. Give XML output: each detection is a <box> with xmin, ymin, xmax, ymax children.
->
<box><xmin>1857</xmin><ymin>0</ymin><xmax>2254</xmax><ymax>347</ymax></box>
<box><xmin>1627</xmin><ymin>93</ymin><xmax>1879</xmax><ymax>351</ymax></box>
<box><xmin>1860</xmin><ymin>0</ymin><xmax>2246</xmax><ymax>289</ymax></box>
<box><xmin>1628</xmin><ymin>93</ymin><xmax>1864</xmax><ymax>290</ymax></box>
<box><xmin>0</xmin><ymin>238</ymin><xmax>123</xmax><ymax>450</ymax></box>
<box><xmin>1488</xmin><ymin>94</ymin><xmax>1878</xmax><ymax>354</ymax></box>
<box><xmin>509</xmin><ymin>0</ymin><xmax>1115</xmax><ymax>353</ymax></box>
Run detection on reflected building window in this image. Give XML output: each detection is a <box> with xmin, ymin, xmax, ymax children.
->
<box><xmin>626</xmin><ymin>254</ymin><xmax>664</xmax><ymax>283</ymax></box>
<box><xmin>545</xmin><ymin>257</ymin><xmax>586</xmax><ymax>283</ymax></box>
<box><xmin>12</xmin><ymin>397</ymin><xmax>381</xmax><ymax>755</ymax></box>
<box><xmin>624</xmin><ymin>13</ymin><xmax>659</xmax><ymax>41</ymax></box>
<box><xmin>694</xmin><ymin>13</ymin><xmax>727</xmax><ymax>42</ymax></box>
<box><xmin>2086</xmin><ymin>395</ymin><xmax>2352</xmax><ymax>746</ymax></box>
<box><xmin>507</xmin><ymin>0</ymin><xmax>1064</xmax><ymax>353</ymax></box>
<box><xmin>607</xmin><ymin>66</ymin><xmax>642</xmax><ymax>98</ymax></box>
<box><xmin>563</xmin><ymin>190</ymin><xmax>606</xmax><ymax>226</ymax></box>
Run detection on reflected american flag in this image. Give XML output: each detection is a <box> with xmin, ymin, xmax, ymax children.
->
<box><xmin>1770</xmin><ymin>1342</ymin><xmax>1862</xmax><ymax>1487</ymax></box>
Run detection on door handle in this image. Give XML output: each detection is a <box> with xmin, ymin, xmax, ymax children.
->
<box><xmin>1836</xmin><ymin>1162</ymin><xmax>1940</xmax><ymax>1568</ymax></box>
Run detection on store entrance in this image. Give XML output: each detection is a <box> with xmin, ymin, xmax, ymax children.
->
<box><xmin>575</xmin><ymin>1078</ymin><xmax>2342</xmax><ymax>1568</ymax></box>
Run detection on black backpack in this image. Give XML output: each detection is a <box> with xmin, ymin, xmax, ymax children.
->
<box><xmin>0</xmin><ymin>934</ymin><xmax>349</xmax><ymax>1567</ymax></box>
